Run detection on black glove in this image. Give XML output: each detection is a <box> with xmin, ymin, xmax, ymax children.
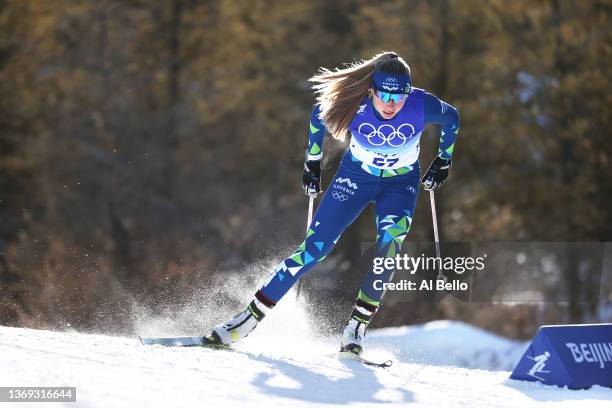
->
<box><xmin>421</xmin><ymin>156</ymin><xmax>452</xmax><ymax>191</ymax></box>
<box><xmin>302</xmin><ymin>160</ymin><xmax>321</xmax><ymax>197</ymax></box>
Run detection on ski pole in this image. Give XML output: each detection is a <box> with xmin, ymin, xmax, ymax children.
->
<box><xmin>295</xmin><ymin>196</ymin><xmax>314</xmax><ymax>300</ymax></box>
<box><xmin>429</xmin><ymin>190</ymin><xmax>446</xmax><ymax>282</ymax></box>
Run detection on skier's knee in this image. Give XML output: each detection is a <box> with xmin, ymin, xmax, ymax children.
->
<box><xmin>376</xmin><ymin>214</ymin><xmax>411</xmax><ymax>250</ymax></box>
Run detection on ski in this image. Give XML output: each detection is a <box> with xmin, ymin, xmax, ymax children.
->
<box><xmin>338</xmin><ymin>351</ymin><xmax>393</xmax><ymax>368</ymax></box>
<box><xmin>139</xmin><ymin>336</ymin><xmax>391</xmax><ymax>367</ymax></box>
<box><xmin>138</xmin><ymin>335</ymin><xmax>231</xmax><ymax>350</ymax></box>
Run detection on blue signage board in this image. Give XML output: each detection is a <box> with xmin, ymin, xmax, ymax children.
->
<box><xmin>510</xmin><ymin>324</ymin><xmax>612</xmax><ymax>389</ymax></box>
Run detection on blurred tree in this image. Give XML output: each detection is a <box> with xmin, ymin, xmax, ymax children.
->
<box><xmin>0</xmin><ymin>0</ymin><xmax>609</xmax><ymax>333</ymax></box>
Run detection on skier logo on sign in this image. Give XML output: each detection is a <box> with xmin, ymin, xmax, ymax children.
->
<box><xmin>526</xmin><ymin>351</ymin><xmax>551</xmax><ymax>381</ymax></box>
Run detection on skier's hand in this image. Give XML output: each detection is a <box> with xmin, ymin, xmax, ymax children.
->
<box><xmin>302</xmin><ymin>160</ymin><xmax>321</xmax><ymax>197</ymax></box>
<box><xmin>422</xmin><ymin>156</ymin><xmax>452</xmax><ymax>191</ymax></box>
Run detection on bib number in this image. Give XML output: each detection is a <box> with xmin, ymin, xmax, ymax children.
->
<box><xmin>373</xmin><ymin>157</ymin><xmax>399</xmax><ymax>167</ymax></box>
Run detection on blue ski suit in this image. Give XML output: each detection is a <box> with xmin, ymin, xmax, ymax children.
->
<box><xmin>258</xmin><ymin>88</ymin><xmax>459</xmax><ymax>308</ymax></box>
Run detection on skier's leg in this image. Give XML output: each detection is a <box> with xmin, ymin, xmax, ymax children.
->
<box><xmin>359</xmin><ymin>181</ymin><xmax>420</xmax><ymax>305</ymax></box>
<box><xmin>213</xmin><ymin>161</ymin><xmax>376</xmax><ymax>344</ymax></box>
<box><xmin>257</xmin><ymin>189</ymin><xmax>370</xmax><ymax>303</ymax></box>
<box><xmin>342</xmin><ymin>167</ymin><xmax>420</xmax><ymax>354</ymax></box>
<box><xmin>256</xmin><ymin>159</ymin><xmax>380</xmax><ymax>305</ymax></box>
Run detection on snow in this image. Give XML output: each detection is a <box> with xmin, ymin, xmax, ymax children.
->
<box><xmin>1</xmin><ymin>300</ymin><xmax>611</xmax><ymax>407</ymax></box>
<box><xmin>367</xmin><ymin>320</ymin><xmax>526</xmax><ymax>371</ymax></box>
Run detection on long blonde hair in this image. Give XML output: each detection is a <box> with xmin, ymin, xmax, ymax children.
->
<box><xmin>309</xmin><ymin>51</ymin><xmax>411</xmax><ymax>141</ymax></box>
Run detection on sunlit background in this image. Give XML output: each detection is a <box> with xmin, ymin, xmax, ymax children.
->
<box><xmin>1</xmin><ymin>0</ymin><xmax>610</xmax><ymax>338</ymax></box>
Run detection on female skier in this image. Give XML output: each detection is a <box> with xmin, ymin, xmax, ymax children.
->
<box><xmin>207</xmin><ymin>51</ymin><xmax>460</xmax><ymax>355</ymax></box>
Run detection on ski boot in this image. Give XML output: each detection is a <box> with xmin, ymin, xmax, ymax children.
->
<box><xmin>209</xmin><ymin>291</ymin><xmax>275</xmax><ymax>345</ymax></box>
<box><xmin>340</xmin><ymin>298</ymin><xmax>378</xmax><ymax>355</ymax></box>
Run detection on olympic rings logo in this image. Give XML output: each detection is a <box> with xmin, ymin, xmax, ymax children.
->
<box><xmin>332</xmin><ymin>191</ymin><xmax>349</xmax><ymax>201</ymax></box>
<box><xmin>357</xmin><ymin>123</ymin><xmax>415</xmax><ymax>147</ymax></box>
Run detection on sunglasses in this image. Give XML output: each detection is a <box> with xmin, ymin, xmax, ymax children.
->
<box><xmin>375</xmin><ymin>90</ymin><xmax>409</xmax><ymax>103</ymax></box>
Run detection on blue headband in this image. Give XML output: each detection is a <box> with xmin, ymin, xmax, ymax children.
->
<box><xmin>372</xmin><ymin>71</ymin><xmax>411</xmax><ymax>94</ymax></box>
